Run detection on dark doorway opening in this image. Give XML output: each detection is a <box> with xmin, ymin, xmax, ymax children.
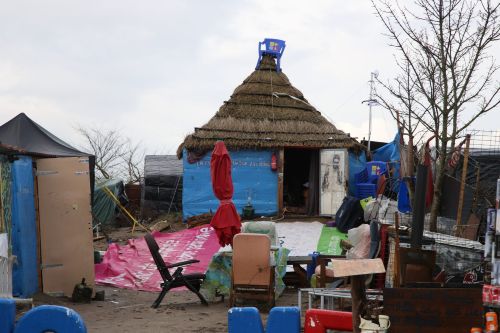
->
<box><xmin>283</xmin><ymin>149</ymin><xmax>311</xmax><ymax>214</ymax></box>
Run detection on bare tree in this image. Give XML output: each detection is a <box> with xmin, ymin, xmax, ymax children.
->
<box><xmin>373</xmin><ymin>0</ymin><xmax>500</xmax><ymax>231</ymax></box>
<box><xmin>78</xmin><ymin>126</ymin><xmax>144</xmax><ymax>183</ymax></box>
<box><xmin>121</xmin><ymin>139</ymin><xmax>145</xmax><ymax>184</ymax></box>
<box><xmin>376</xmin><ymin>60</ymin><xmax>429</xmax><ymax>148</ymax></box>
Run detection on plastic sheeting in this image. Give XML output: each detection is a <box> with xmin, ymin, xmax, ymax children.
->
<box><xmin>373</xmin><ymin>133</ymin><xmax>401</xmax><ymax>174</ymax></box>
<box><xmin>348</xmin><ymin>151</ymin><xmax>367</xmax><ymax>196</ymax></box>
<box><xmin>144</xmin><ymin>155</ymin><xmax>182</xmax><ymax>183</ymax></box>
<box><xmin>373</xmin><ymin>133</ymin><xmax>401</xmax><ymax>193</ymax></box>
<box><xmin>11</xmin><ymin>156</ymin><xmax>38</xmax><ymax>297</ymax></box>
<box><xmin>142</xmin><ymin>155</ymin><xmax>183</xmax><ymax>215</ymax></box>
<box><xmin>183</xmin><ymin>149</ymin><xmax>277</xmax><ymax>219</ymax></box>
<box><xmin>95</xmin><ymin>225</ymin><xmax>220</xmax><ymax>291</ymax></box>
<box><xmin>92</xmin><ymin>179</ymin><xmax>124</xmax><ymax>226</ymax></box>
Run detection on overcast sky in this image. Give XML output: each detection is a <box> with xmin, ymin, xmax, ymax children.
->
<box><xmin>1</xmin><ymin>0</ymin><xmax>499</xmax><ymax>154</ymax></box>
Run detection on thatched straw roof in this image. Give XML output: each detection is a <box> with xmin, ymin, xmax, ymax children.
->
<box><xmin>177</xmin><ymin>55</ymin><xmax>362</xmax><ymax>157</ymax></box>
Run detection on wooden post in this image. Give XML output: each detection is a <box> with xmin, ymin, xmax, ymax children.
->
<box><xmin>394</xmin><ymin>212</ymin><xmax>401</xmax><ymax>288</ymax></box>
<box><xmin>456</xmin><ymin>134</ymin><xmax>471</xmax><ymax>236</ymax></box>
<box><xmin>350</xmin><ymin>275</ymin><xmax>367</xmax><ymax>333</ymax></box>
<box><xmin>277</xmin><ymin>149</ymin><xmax>284</xmax><ymax>215</ymax></box>
<box><xmin>331</xmin><ymin>259</ymin><xmax>385</xmax><ymax>333</ymax></box>
<box><xmin>471</xmin><ymin>166</ymin><xmax>481</xmax><ymax>212</ymax></box>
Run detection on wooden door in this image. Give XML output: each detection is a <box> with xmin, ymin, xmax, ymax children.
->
<box><xmin>320</xmin><ymin>149</ymin><xmax>348</xmax><ymax>216</ymax></box>
<box><xmin>37</xmin><ymin>157</ymin><xmax>94</xmax><ymax>296</ymax></box>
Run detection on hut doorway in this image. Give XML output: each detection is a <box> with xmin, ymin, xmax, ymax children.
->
<box><xmin>283</xmin><ymin>149</ymin><xmax>314</xmax><ymax>215</ymax></box>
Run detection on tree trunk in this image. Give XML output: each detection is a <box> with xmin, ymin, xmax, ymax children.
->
<box><xmin>351</xmin><ymin>275</ymin><xmax>367</xmax><ymax>333</ymax></box>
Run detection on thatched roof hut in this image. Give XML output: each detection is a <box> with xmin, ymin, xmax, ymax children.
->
<box><xmin>177</xmin><ymin>55</ymin><xmax>361</xmax><ymax>157</ymax></box>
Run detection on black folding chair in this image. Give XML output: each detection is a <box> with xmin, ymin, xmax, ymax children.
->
<box><xmin>144</xmin><ymin>233</ymin><xmax>208</xmax><ymax>308</ymax></box>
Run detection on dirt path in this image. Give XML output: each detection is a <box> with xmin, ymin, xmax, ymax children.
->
<box><xmin>33</xmin><ymin>286</ymin><xmax>300</xmax><ymax>332</ymax></box>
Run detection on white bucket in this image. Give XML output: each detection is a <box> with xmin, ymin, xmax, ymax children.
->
<box><xmin>359</xmin><ymin>316</ymin><xmax>390</xmax><ymax>333</ymax></box>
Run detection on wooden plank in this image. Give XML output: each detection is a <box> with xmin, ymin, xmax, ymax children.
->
<box><xmin>37</xmin><ymin>157</ymin><xmax>94</xmax><ymax>297</ymax></box>
<box><xmin>384</xmin><ymin>287</ymin><xmax>483</xmax><ymax>332</ymax></box>
<box><xmin>287</xmin><ymin>256</ymin><xmax>313</xmax><ymax>265</ymax></box>
<box><xmin>331</xmin><ymin>258</ymin><xmax>385</xmax><ymax>277</ymax></box>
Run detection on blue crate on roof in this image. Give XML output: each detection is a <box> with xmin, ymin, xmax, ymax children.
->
<box><xmin>256</xmin><ymin>38</ymin><xmax>286</xmax><ymax>72</ymax></box>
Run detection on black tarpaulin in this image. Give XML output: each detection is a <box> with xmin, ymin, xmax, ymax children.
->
<box><xmin>0</xmin><ymin>113</ymin><xmax>95</xmax><ymax>195</ymax></box>
<box><xmin>0</xmin><ymin>113</ymin><xmax>88</xmax><ymax>157</ymax></box>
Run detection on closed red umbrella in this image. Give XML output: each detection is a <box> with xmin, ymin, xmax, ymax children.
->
<box><xmin>210</xmin><ymin>141</ymin><xmax>241</xmax><ymax>246</ymax></box>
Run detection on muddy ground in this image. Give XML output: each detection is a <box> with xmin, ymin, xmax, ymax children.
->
<box><xmin>29</xmin><ymin>216</ymin><xmax>334</xmax><ymax>332</ymax></box>
<box><xmin>32</xmin><ymin>286</ymin><xmax>302</xmax><ymax>332</ymax></box>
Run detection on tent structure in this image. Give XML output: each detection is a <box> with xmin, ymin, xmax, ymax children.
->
<box><xmin>0</xmin><ymin>113</ymin><xmax>95</xmax><ymax>298</ymax></box>
<box><xmin>179</xmin><ymin>46</ymin><xmax>364</xmax><ymax>220</ymax></box>
<box><xmin>0</xmin><ymin>112</ymin><xmax>95</xmax><ymax>189</ymax></box>
<box><xmin>0</xmin><ymin>113</ymin><xmax>89</xmax><ymax>157</ymax></box>
<box><xmin>93</xmin><ymin>179</ymin><xmax>125</xmax><ymax>226</ymax></box>
<box><xmin>142</xmin><ymin>155</ymin><xmax>183</xmax><ymax>217</ymax></box>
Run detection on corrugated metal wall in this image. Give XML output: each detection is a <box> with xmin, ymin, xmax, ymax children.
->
<box><xmin>183</xmin><ymin>149</ymin><xmax>278</xmax><ymax>219</ymax></box>
<box><xmin>11</xmin><ymin>156</ymin><xmax>38</xmax><ymax>297</ymax></box>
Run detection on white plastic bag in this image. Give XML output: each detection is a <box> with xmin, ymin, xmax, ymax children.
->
<box><xmin>346</xmin><ymin>224</ymin><xmax>371</xmax><ymax>259</ymax></box>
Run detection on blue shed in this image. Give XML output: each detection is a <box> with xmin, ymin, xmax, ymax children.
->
<box><xmin>178</xmin><ymin>45</ymin><xmax>363</xmax><ymax>219</ymax></box>
<box><xmin>183</xmin><ymin>149</ymin><xmax>278</xmax><ymax>218</ymax></box>
<box><xmin>0</xmin><ymin>113</ymin><xmax>95</xmax><ymax>297</ymax></box>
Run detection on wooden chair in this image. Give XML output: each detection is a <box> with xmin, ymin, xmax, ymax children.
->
<box><xmin>144</xmin><ymin>233</ymin><xmax>208</xmax><ymax>308</ymax></box>
<box><xmin>230</xmin><ymin>233</ymin><xmax>275</xmax><ymax>310</ymax></box>
<box><xmin>316</xmin><ymin>254</ymin><xmax>347</xmax><ymax>288</ymax></box>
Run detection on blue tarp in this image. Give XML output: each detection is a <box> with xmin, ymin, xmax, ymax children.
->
<box><xmin>183</xmin><ymin>149</ymin><xmax>278</xmax><ymax>219</ymax></box>
<box><xmin>11</xmin><ymin>156</ymin><xmax>38</xmax><ymax>297</ymax></box>
<box><xmin>373</xmin><ymin>133</ymin><xmax>401</xmax><ymax>192</ymax></box>
<box><xmin>348</xmin><ymin>151</ymin><xmax>367</xmax><ymax>196</ymax></box>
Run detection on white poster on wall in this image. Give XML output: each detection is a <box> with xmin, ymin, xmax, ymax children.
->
<box><xmin>320</xmin><ymin>149</ymin><xmax>349</xmax><ymax>216</ymax></box>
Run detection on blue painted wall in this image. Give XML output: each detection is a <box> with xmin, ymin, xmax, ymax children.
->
<box><xmin>183</xmin><ymin>149</ymin><xmax>278</xmax><ymax>219</ymax></box>
<box><xmin>11</xmin><ymin>156</ymin><xmax>38</xmax><ymax>297</ymax></box>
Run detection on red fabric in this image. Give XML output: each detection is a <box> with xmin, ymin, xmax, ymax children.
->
<box><xmin>94</xmin><ymin>226</ymin><xmax>220</xmax><ymax>291</ymax></box>
<box><xmin>210</xmin><ymin>141</ymin><xmax>241</xmax><ymax>246</ymax></box>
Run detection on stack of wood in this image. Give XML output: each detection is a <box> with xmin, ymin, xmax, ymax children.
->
<box><xmin>186</xmin><ymin>213</ymin><xmax>213</xmax><ymax>228</ymax></box>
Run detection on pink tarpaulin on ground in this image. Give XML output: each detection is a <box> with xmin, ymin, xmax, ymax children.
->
<box><xmin>95</xmin><ymin>225</ymin><xmax>220</xmax><ymax>291</ymax></box>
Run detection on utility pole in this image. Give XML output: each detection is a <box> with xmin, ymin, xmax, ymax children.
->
<box><xmin>362</xmin><ymin>71</ymin><xmax>379</xmax><ymax>152</ymax></box>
